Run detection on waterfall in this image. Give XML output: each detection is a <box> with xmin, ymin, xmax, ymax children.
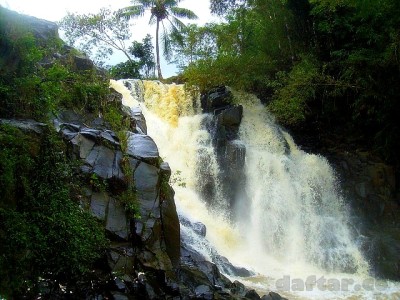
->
<box><xmin>110</xmin><ymin>79</ymin><xmax>400</xmax><ymax>300</ymax></box>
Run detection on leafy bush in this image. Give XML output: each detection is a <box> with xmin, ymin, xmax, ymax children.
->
<box><xmin>268</xmin><ymin>55</ymin><xmax>321</xmax><ymax>125</ymax></box>
<box><xmin>108</xmin><ymin>60</ymin><xmax>141</xmax><ymax>80</ymax></box>
<box><xmin>0</xmin><ymin>126</ymin><xmax>107</xmax><ymax>298</ymax></box>
<box><xmin>0</xmin><ymin>7</ymin><xmax>110</xmax><ymax>120</ymax></box>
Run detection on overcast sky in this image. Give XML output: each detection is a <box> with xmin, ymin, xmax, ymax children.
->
<box><xmin>0</xmin><ymin>0</ymin><xmax>220</xmax><ymax>77</ymax></box>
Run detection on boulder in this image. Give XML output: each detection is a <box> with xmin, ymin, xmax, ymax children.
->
<box><xmin>201</xmin><ymin>86</ymin><xmax>233</xmax><ymax>113</ymax></box>
<box><xmin>127</xmin><ymin>133</ymin><xmax>159</xmax><ymax>160</ymax></box>
<box><xmin>261</xmin><ymin>291</ymin><xmax>288</xmax><ymax>300</ymax></box>
<box><xmin>217</xmin><ymin>105</ymin><xmax>243</xmax><ymax>127</ymax></box>
<box><xmin>123</xmin><ymin>106</ymin><xmax>147</xmax><ymax>134</ymax></box>
<box><xmin>192</xmin><ymin>222</ymin><xmax>207</xmax><ymax>237</ymax></box>
<box><xmin>245</xmin><ymin>289</ymin><xmax>261</xmax><ymax>300</ymax></box>
<box><xmin>225</xmin><ymin>140</ymin><xmax>246</xmax><ymax>170</ymax></box>
<box><xmin>71</xmin><ymin>54</ymin><xmax>94</xmax><ymax>71</ymax></box>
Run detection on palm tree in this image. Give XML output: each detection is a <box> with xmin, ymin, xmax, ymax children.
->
<box><xmin>120</xmin><ymin>0</ymin><xmax>198</xmax><ymax>79</ymax></box>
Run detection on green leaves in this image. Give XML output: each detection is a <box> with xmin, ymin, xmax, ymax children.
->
<box><xmin>268</xmin><ymin>55</ymin><xmax>320</xmax><ymax>125</ymax></box>
<box><xmin>121</xmin><ymin>0</ymin><xmax>198</xmax><ymax>78</ymax></box>
<box><xmin>59</xmin><ymin>8</ymin><xmax>133</xmax><ymax>65</ymax></box>
<box><xmin>0</xmin><ymin>128</ymin><xmax>107</xmax><ymax>298</ymax></box>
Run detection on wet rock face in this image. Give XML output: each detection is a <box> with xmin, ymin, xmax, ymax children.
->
<box><xmin>59</xmin><ymin>117</ymin><xmax>181</xmax><ymax>297</ymax></box>
<box><xmin>201</xmin><ymin>86</ymin><xmax>233</xmax><ymax>113</ymax></box>
<box><xmin>199</xmin><ymin>87</ymin><xmax>246</xmax><ymax>213</ymax></box>
<box><xmin>326</xmin><ymin>150</ymin><xmax>400</xmax><ymax>280</ymax></box>
<box><xmin>334</xmin><ymin>152</ymin><xmax>397</xmax><ymax>223</ymax></box>
<box><xmin>179</xmin><ymin>215</ymin><xmax>257</xmax><ymax>299</ymax></box>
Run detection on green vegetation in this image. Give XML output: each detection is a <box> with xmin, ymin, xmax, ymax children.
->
<box><xmin>59</xmin><ymin>6</ymin><xmax>157</xmax><ymax>79</ymax></box>
<box><xmin>0</xmin><ymin>7</ymin><xmax>110</xmax><ymax>120</ymax></box>
<box><xmin>108</xmin><ymin>34</ymin><xmax>156</xmax><ymax>79</ymax></box>
<box><xmin>119</xmin><ymin>0</ymin><xmax>198</xmax><ymax>79</ymax></box>
<box><xmin>118</xmin><ymin>188</ymin><xmax>140</xmax><ymax>219</ymax></box>
<box><xmin>0</xmin><ymin>125</ymin><xmax>107</xmax><ymax>298</ymax></box>
<box><xmin>119</xmin><ymin>156</ymin><xmax>140</xmax><ymax>219</ymax></box>
<box><xmin>0</xmin><ymin>7</ymin><xmax>116</xmax><ymax>298</ymax></box>
<box><xmin>178</xmin><ymin>0</ymin><xmax>400</xmax><ymax>165</ymax></box>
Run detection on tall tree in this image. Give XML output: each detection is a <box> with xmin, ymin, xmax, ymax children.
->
<box><xmin>129</xmin><ymin>34</ymin><xmax>156</xmax><ymax>78</ymax></box>
<box><xmin>59</xmin><ymin>8</ymin><xmax>133</xmax><ymax>66</ymax></box>
<box><xmin>120</xmin><ymin>0</ymin><xmax>198</xmax><ymax>79</ymax></box>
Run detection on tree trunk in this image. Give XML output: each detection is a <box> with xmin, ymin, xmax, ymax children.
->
<box><xmin>156</xmin><ymin>19</ymin><xmax>163</xmax><ymax>79</ymax></box>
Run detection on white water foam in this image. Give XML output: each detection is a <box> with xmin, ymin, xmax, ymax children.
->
<box><xmin>110</xmin><ymin>79</ymin><xmax>400</xmax><ymax>300</ymax></box>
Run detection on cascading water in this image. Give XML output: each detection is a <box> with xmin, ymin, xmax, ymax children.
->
<box><xmin>110</xmin><ymin>79</ymin><xmax>400</xmax><ymax>299</ymax></box>
<box><xmin>235</xmin><ymin>92</ymin><xmax>368</xmax><ymax>273</ymax></box>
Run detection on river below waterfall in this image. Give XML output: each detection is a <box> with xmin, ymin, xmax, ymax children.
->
<box><xmin>110</xmin><ymin>79</ymin><xmax>400</xmax><ymax>300</ymax></box>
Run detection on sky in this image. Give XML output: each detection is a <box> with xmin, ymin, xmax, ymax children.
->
<box><xmin>0</xmin><ymin>0</ymin><xmax>220</xmax><ymax>77</ymax></box>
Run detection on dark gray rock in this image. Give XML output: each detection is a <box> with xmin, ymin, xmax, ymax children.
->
<box><xmin>198</xmin><ymin>92</ymin><xmax>246</xmax><ymax>213</ymax></box>
<box><xmin>60</xmin><ymin>125</ymin><xmax>125</xmax><ymax>183</ymax></box>
<box><xmin>110</xmin><ymin>291</ymin><xmax>129</xmax><ymax>300</ymax></box>
<box><xmin>71</xmin><ymin>54</ymin><xmax>94</xmax><ymax>71</ymax></box>
<box><xmin>195</xmin><ymin>284</ymin><xmax>213</xmax><ymax>299</ymax></box>
<box><xmin>127</xmin><ymin>133</ymin><xmax>159</xmax><ymax>160</ymax></box>
<box><xmin>225</xmin><ymin>140</ymin><xmax>246</xmax><ymax>170</ymax></box>
<box><xmin>261</xmin><ymin>291</ymin><xmax>288</xmax><ymax>300</ymax></box>
<box><xmin>134</xmin><ymin>161</ymin><xmax>159</xmax><ymax>201</ymax></box>
<box><xmin>160</xmin><ymin>161</ymin><xmax>172</xmax><ymax>177</ymax></box>
<box><xmin>215</xmin><ymin>105</ymin><xmax>243</xmax><ymax>141</ymax></box>
<box><xmin>201</xmin><ymin>86</ymin><xmax>233</xmax><ymax>113</ymax></box>
<box><xmin>106</xmin><ymin>198</ymin><xmax>128</xmax><ymax>240</ymax></box>
<box><xmin>192</xmin><ymin>222</ymin><xmax>207</xmax><ymax>237</ymax></box>
<box><xmin>107</xmin><ymin>244</ymin><xmax>135</xmax><ymax>274</ymax></box>
<box><xmin>122</xmin><ymin>106</ymin><xmax>147</xmax><ymax>134</ymax></box>
<box><xmin>214</xmin><ymin>255</ymin><xmax>254</xmax><ymax>278</ymax></box>
<box><xmin>329</xmin><ymin>150</ymin><xmax>400</xmax><ymax>280</ymax></box>
<box><xmin>0</xmin><ymin>119</ymin><xmax>47</xmax><ymax>134</ymax></box>
<box><xmin>160</xmin><ymin>169</ymin><xmax>180</xmax><ymax>268</ymax></box>
<box><xmin>92</xmin><ymin>145</ymin><xmax>117</xmax><ymax>179</ymax></box>
<box><xmin>245</xmin><ymin>289</ymin><xmax>261</xmax><ymax>300</ymax></box>
<box><xmin>217</xmin><ymin>105</ymin><xmax>243</xmax><ymax>127</ymax></box>
<box><xmin>78</xmin><ymin>136</ymin><xmax>95</xmax><ymax>159</ymax></box>
<box><xmin>230</xmin><ymin>280</ymin><xmax>246</xmax><ymax>297</ymax></box>
<box><xmin>90</xmin><ymin>191</ymin><xmax>109</xmax><ymax>220</ymax></box>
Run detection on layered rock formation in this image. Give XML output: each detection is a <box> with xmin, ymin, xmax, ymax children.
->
<box><xmin>200</xmin><ymin>86</ymin><xmax>246</xmax><ymax>211</ymax></box>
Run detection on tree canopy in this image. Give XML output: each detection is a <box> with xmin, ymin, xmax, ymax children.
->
<box><xmin>59</xmin><ymin>8</ymin><xmax>133</xmax><ymax>66</ymax></box>
<box><xmin>178</xmin><ymin>0</ymin><xmax>400</xmax><ymax>165</ymax></box>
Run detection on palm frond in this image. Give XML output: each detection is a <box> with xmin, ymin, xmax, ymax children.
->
<box><xmin>169</xmin><ymin>22</ymin><xmax>185</xmax><ymax>46</ymax></box>
<box><xmin>132</xmin><ymin>0</ymin><xmax>154</xmax><ymax>9</ymax></box>
<box><xmin>118</xmin><ymin>5</ymin><xmax>145</xmax><ymax>20</ymax></box>
<box><xmin>164</xmin><ymin>0</ymin><xmax>179</xmax><ymax>8</ymax></box>
<box><xmin>149</xmin><ymin>14</ymin><xmax>157</xmax><ymax>25</ymax></box>
<box><xmin>170</xmin><ymin>7</ymin><xmax>198</xmax><ymax>20</ymax></box>
<box><xmin>170</xmin><ymin>16</ymin><xmax>186</xmax><ymax>31</ymax></box>
<box><xmin>161</xmin><ymin>23</ymin><xmax>173</xmax><ymax>61</ymax></box>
